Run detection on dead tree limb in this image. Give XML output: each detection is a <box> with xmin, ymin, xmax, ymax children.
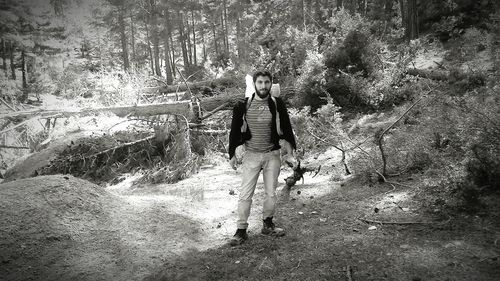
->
<box><xmin>407</xmin><ymin>68</ymin><xmax>448</xmax><ymax>81</ymax></box>
<box><xmin>346</xmin><ymin>265</ymin><xmax>353</xmax><ymax>281</ymax></box>
<box><xmin>0</xmin><ymin>116</ymin><xmax>41</xmax><ymax>134</ymax></box>
<box><xmin>174</xmin><ymin>64</ymin><xmax>193</xmax><ymax>99</ymax></box>
<box><xmin>358</xmin><ymin>217</ymin><xmax>437</xmax><ymax>225</ymax></box>
<box><xmin>83</xmin><ymin>135</ymin><xmax>155</xmax><ymax>160</ymax></box>
<box><xmin>0</xmin><ymin>145</ymin><xmax>30</xmax><ymax>149</ymax></box>
<box><xmin>305</xmin><ymin>127</ymin><xmax>351</xmax><ymax>175</ymax></box>
<box><xmin>191</xmin><ymin>129</ymin><xmax>228</xmax><ymax>136</ymax></box>
<box><xmin>283</xmin><ymin>161</ymin><xmax>321</xmax><ymax>189</ymax></box>
<box><xmin>0</xmin><ymin>98</ymin><xmax>16</xmax><ymax>111</ymax></box>
<box><xmin>377</xmin><ymin>90</ymin><xmax>432</xmax><ymax>176</ymax></box>
<box><xmin>200</xmin><ymin>102</ymin><xmax>229</xmax><ymax>120</ymax></box>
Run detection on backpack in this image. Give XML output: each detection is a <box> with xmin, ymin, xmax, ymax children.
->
<box><xmin>240</xmin><ymin>95</ymin><xmax>282</xmax><ymax>136</ymax></box>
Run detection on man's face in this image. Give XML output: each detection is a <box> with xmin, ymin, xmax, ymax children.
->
<box><xmin>254</xmin><ymin>75</ymin><xmax>271</xmax><ymax>99</ymax></box>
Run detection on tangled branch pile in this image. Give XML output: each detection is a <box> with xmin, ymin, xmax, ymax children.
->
<box><xmin>39</xmin><ymin>121</ymin><xmax>199</xmax><ymax>184</ymax></box>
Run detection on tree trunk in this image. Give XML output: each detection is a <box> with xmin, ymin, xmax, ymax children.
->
<box><xmin>212</xmin><ymin>23</ymin><xmax>219</xmax><ymax>57</ymax></box>
<box><xmin>337</xmin><ymin>0</ymin><xmax>343</xmax><ymax>10</ymax></box>
<box><xmin>144</xmin><ymin>19</ymin><xmax>154</xmax><ymax>75</ymax></box>
<box><xmin>305</xmin><ymin>0</ymin><xmax>313</xmax><ymax>25</ymax></box>
<box><xmin>9</xmin><ymin>41</ymin><xmax>15</xmax><ymax>80</ymax></box>
<box><xmin>385</xmin><ymin>0</ymin><xmax>394</xmax><ymax>20</ymax></box>
<box><xmin>191</xmin><ymin>10</ymin><xmax>197</xmax><ymax>66</ymax></box>
<box><xmin>52</xmin><ymin>0</ymin><xmax>64</xmax><ymax>16</ymax></box>
<box><xmin>347</xmin><ymin>0</ymin><xmax>356</xmax><ymax>13</ymax></box>
<box><xmin>1</xmin><ymin>39</ymin><xmax>7</xmax><ymax>75</ymax></box>
<box><xmin>223</xmin><ymin>0</ymin><xmax>229</xmax><ymax>54</ymax></box>
<box><xmin>178</xmin><ymin>12</ymin><xmax>190</xmax><ymax>69</ymax></box>
<box><xmin>406</xmin><ymin>0</ymin><xmax>418</xmax><ymax>40</ymax></box>
<box><xmin>152</xmin><ymin>24</ymin><xmax>161</xmax><ymax>77</ymax></box>
<box><xmin>220</xmin><ymin>12</ymin><xmax>227</xmax><ymax>54</ymax></box>
<box><xmin>382</xmin><ymin>0</ymin><xmax>394</xmax><ymax>37</ymax></box>
<box><xmin>326</xmin><ymin>0</ymin><xmax>333</xmax><ymax>18</ymax></box>
<box><xmin>235</xmin><ymin>11</ymin><xmax>242</xmax><ymax>62</ymax></box>
<box><xmin>20</xmin><ymin>49</ymin><xmax>28</xmax><ymax>102</ymax></box>
<box><xmin>315</xmin><ymin>0</ymin><xmax>322</xmax><ymax>22</ymax></box>
<box><xmin>118</xmin><ymin>7</ymin><xmax>130</xmax><ymax>71</ymax></box>
<box><xmin>21</xmin><ymin>49</ymin><xmax>27</xmax><ymax>89</ymax></box>
<box><xmin>80</xmin><ymin>39</ymin><xmax>85</xmax><ymax>58</ymax></box>
<box><xmin>399</xmin><ymin>0</ymin><xmax>406</xmax><ymax>32</ymax></box>
<box><xmin>369</xmin><ymin>0</ymin><xmax>384</xmax><ymax>19</ymax></box>
<box><xmin>357</xmin><ymin>0</ymin><xmax>366</xmax><ymax>15</ymax></box>
<box><xmin>164</xmin><ymin>7</ymin><xmax>173</xmax><ymax>84</ymax></box>
<box><xmin>130</xmin><ymin>12</ymin><xmax>136</xmax><ymax>69</ymax></box>
<box><xmin>302</xmin><ymin>0</ymin><xmax>306</xmax><ymax>30</ymax></box>
<box><xmin>149</xmin><ymin>0</ymin><xmax>161</xmax><ymax>76</ymax></box>
<box><xmin>169</xmin><ymin>34</ymin><xmax>176</xmax><ymax>79</ymax></box>
<box><xmin>186</xmin><ymin>17</ymin><xmax>193</xmax><ymax>67</ymax></box>
<box><xmin>201</xmin><ymin>28</ymin><xmax>207</xmax><ymax>62</ymax></box>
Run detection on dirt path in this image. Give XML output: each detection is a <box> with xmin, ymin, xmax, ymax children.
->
<box><xmin>1</xmin><ymin>152</ymin><xmax>499</xmax><ymax>281</ymax></box>
<box><xmin>1</xmin><ymin>157</ymin><xmax>330</xmax><ymax>281</ymax></box>
<box><xmin>143</xmin><ymin>170</ymin><xmax>500</xmax><ymax>281</ymax></box>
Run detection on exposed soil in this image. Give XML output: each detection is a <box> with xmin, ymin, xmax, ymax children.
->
<box><xmin>1</xmin><ymin>151</ymin><xmax>499</xmax><ymax>281</ymax></box>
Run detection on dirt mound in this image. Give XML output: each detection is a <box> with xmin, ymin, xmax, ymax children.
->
<box><xmin>4</xmin><ymin>132</ymin><xmax>152</xmax><ymax>183</ymax></box>
<box><xmin>4</xmin><ymin>128</ymin><xmax>199</xmax><ymax>185</ymax></box>
<box><xmin>0</xmin><ymin>175</ymin><xmax>121</xmax><ymax>280</ymax></box>
<box><xmin>3</xmin><ymin>133</ymin><xmax>88</xmax><ymax>182</ymax></box>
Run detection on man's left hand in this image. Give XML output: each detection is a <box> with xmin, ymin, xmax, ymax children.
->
<box><xmin>283</xmin><ymin>154</ymin><xmax>298</xmax><ymax>170</ymax></box>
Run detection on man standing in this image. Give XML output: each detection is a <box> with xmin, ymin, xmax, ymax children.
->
<box><xmin>228</xmin><ymin>70</ymin><xmax>297</xmax><ymax>246</ymax></box>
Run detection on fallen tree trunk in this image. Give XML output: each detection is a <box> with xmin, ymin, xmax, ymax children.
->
<box><xmin>0</xmin><ymin>92</ymin><xmax>246</xmax><ymax>121</ymax></box>
<box><xmin>0</xmin><ymin>89</ymin><xmax>297</xmax><ymax>124</ymax></box>
<box><xmin>145</xmin><ymin>77</ymin><xmax>240</xmax><ymax>94</ymax></box>
<box><xmin>197</xmin><ymin>92</ymin><xmax>244</xmax><ymax>112</ymax></box>
<box><xmin>0</xmin><ymin>101</ymin><xmax>193</xmax><ymax>120</ymax></box>
<box><xmin>191</xmin><ymin>129</ymin><xmax>228</xmax><ymax>136</ymax></box>
<box><xmin>406</xmin><ymin>68</ymin><xmax>448</xmax><ymax>81</ymax></box>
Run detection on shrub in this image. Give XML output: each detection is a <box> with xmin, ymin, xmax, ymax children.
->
<box><xmin>184</xmin><ymin>64</ymin><xmax>208</xmax><ymax>81</ymax></box>
<box><xmin>466</xmin><ymin>143</ymin><xmax>500</xmax><ymax>191</ymax></box>
<box><xmin>431</xmin><ymin>15</ymin><xmax>464</xmax><ymax>42</ymax></box>
<box><xmin>324</xmin><ymin>29</ymin><xmax>374</xmax><ymax>76</ymax></box>
<box><xmin>293</xmin><ymin>50</ymin><xmax>327</xmax><ymax>111</ymax></box>
<box><xmin>288</xmin><ymin>107</ymin><xmax>317</xmax><ymax>152</ymax></box>
<box><xmin>326</xmin><ymin>8</ymin><xmax>370</xmax><ymax>42</ymax></box>
<box><xmin>448</xmin><ymin>67</ymin><xmax>487</xmax><ymax>93</ymax></box>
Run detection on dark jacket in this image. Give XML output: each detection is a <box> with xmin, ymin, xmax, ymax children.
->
<box><xmin>228</xmin><ymin>94</ymin><xmax>296</xmax><ymax>159</ymax></box>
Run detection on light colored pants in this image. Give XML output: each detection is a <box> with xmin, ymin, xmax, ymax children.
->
<box><xmin>237</xmin><ymin>149</ymin><xmax>281</xmax><ymax>229</ymax></box>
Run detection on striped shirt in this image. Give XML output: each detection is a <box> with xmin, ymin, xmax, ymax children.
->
<box><xmin>244</xmin><ymin>98</ymin><xmax>274</xmax><ymax>152</ymax></box>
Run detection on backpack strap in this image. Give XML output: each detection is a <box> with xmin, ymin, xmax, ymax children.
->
<box><xmin>271</xmin><ymin>96</ymin><xmax>283</xmax><ymax>136</ymax></box>
<box><xmin>241</xmin><ymin>95</ymin><xmax>283</xmax><ymax>136</ymax></box>
<box><xmin>241</xmin><ymin>96</ymin><xmax>252</xmax><ymax>133</ymax></box>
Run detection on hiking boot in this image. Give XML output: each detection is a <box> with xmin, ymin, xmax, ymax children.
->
<box><xmin>261</xmin><ymin>217</ymin><xmax>285</xmax><ymax>237</ymax></box>
<box><xmin>229</xmin><ymin>228</ymin><xmax>248</xmax><ymax>246</ymax></box>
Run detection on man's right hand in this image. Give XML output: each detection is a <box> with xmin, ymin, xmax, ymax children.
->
<box><xmin>229</xmin><ymin>157</ymin><xmax>237</xmax><ymax>170</ymax></box>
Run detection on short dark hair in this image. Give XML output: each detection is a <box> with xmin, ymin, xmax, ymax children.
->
<box><xmin>253</xmin><ymin>70</ymin><xmax>272</xmax><ymax>83</ymax></box>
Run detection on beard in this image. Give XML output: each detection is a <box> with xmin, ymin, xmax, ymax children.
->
<box><xmin>255</xmin><ymin>87</ymin><xmax>270</xmax><ymax>99</ymax></box>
